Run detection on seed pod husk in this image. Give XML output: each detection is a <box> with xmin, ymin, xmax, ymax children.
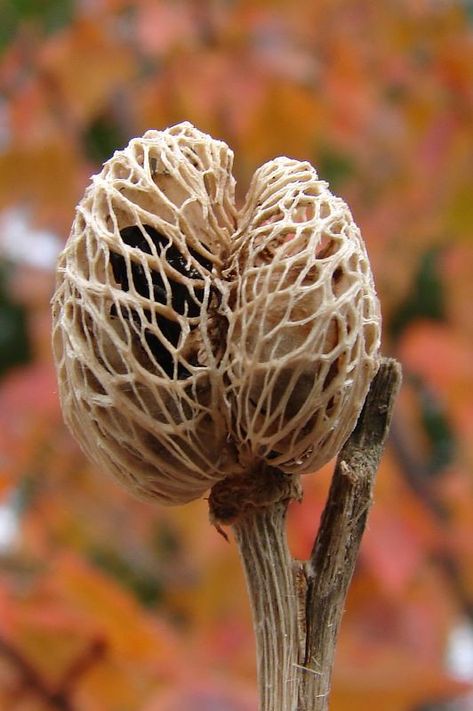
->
<box><xmin>52</xmin><ymin>123</ymin><xmax>381</xmax><ymax>505</ymax></box>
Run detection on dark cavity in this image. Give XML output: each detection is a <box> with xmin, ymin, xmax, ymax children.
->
<box><xmin>110</xmin><ymin>224</ymin><xmax>212</xmax><ymax>379</ymax></box>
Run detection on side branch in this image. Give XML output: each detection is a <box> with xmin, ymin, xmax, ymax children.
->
<box><xmin>298</xmin><ymin>357</ymin><xmax>402</xmax><ymax>709</ymax></box>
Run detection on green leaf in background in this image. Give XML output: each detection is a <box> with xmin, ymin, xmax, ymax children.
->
<box><xmin>89</xmin><ymin>545</ymin><xmax>164</xmax><ymax>608</ymax></box>
<box><xmin>83</xmin><ymin>112</ymin><xmax>130</xmax><ymax>166</ymax></box>
<box><xmin>0</xmin><ymin>0</ymin><xmax>75</xmax><ymax>52</ymax></box>
<box><xmin>389</xmin><ymin>247</ymin><xmax>445</xmax><ymax>341</ymax></box>
<box><xmin>0</xmin><ymin>261</ymin><xmax>31</xmax><ymax>376</ymax></box>
<box><xmin>417</xmin><ymin>378</ymin><xmax>456</xmax><ymax>476</ymax></box>
<box><xmin>316</xmin><ymin>145</ymin><xmax>355</xmax><ymax>190</ymax></box>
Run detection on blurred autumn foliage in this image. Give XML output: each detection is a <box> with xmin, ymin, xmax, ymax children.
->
<box><xmin>1</xmin><ymin>0</ymin><xmax>473</xmax><ymax>709</ymax></box>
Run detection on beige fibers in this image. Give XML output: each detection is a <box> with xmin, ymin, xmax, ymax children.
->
<box><xmin>52</xmin><ymin>122</ymin><xmax>380</xmax><ymax>505</ymax></box>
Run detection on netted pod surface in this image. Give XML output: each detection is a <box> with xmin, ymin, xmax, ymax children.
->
<box><xmin>52</xmin><ymin>122</ymin><xmax>381</xmax><ymax>505</ymax></box>
<box><xmin>52</xmin><ymin>123</ymin><xmax>237</xmax><ymax>503</ymax></box>
<box><xmin>222</xmin><ymin>157</ymin><xmax>380</xmax><ymax>473</ymax></box>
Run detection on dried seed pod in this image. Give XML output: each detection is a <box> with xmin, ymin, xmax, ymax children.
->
<box><xmin>52</xmin><ymin>123</ymin><xmax>381</xmax><ymax>506</ymax></box>
<box><xmin>222</xmin><ymin>157</ymin><xmax>380</xmax><ymax>474</ymax></box>
<box><xmin>52</xmin><ymin>123</ymin><xmax>237</xmax><ymax>504</ymax></box>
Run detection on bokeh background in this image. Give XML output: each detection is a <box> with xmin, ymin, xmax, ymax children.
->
<box><xmin>1</xmin><ymin>1</ymin><xmax>473</xmax><ymax>709</ymax></box>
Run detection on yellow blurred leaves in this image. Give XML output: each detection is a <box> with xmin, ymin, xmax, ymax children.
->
<box><xmin>38</xmin><ymin>18</ymin><xmax>135</xmax><ymax>127</ymax></box>
<box><xmin>0</xmin><ymin>554</ymin><xmax>180</xmax><ymax>711</ymax></box>
<box><xmin>1</xmin><ymin>0</ymin><xmax>473</xmax><ymax>708</ymax></box>
<box><xmin>52</xmin><ymin>555</ymin><xmax>177</xmax><ymax>665</ymax></box>
<box><xmin>0</xmin><ymin>140</ymin><xmax>80</xmax><ymax>227</ymax></box>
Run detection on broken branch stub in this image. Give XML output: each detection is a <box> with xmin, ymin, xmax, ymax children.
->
<box><xmin>52</xmin><ymin>122</ymin><xmax>381</xmax><ymax>507</ymax></box>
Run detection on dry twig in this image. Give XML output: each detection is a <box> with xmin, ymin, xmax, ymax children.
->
<box><xmin>210</xmin><ymin>357</ymin><xmax>402</xmax><ymax>710</ymax></box>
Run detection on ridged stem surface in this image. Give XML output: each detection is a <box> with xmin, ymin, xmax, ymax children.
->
<box><xmin>233</xmin><ymin>503</ymin><xmax>300</xmax><ymax>711</ymax></box>
<box><xmin>215</xmin><ymin>358</ymin><xmax>402</xmax><ymax>711</ymax></box>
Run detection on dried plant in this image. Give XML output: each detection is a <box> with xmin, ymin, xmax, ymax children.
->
<box><xmin>52</xmin><ymin>122</ymin><xmax>399</xmax><ymax>711</ymax></box>
<box><xmin>52</xmin><ymin>122</ymin><xmax>380</xmax><ymax>502</ymax></box>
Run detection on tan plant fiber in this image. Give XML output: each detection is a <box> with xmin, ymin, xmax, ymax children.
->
<box><xmin>52</xmin><ymin>122</ymin><xmax>381</xmax><ymax>505</ymax></box>
<box><xmin>222</xmin><ymin>157</ymin><xmax>380</xmax><ymax>474</ymax></box>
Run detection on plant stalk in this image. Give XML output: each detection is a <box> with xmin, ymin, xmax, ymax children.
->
<box><xmin>210</xmin><ymin>357</ymin><xmax>402</xmax><ymax>711</ymax></box>
<box><xmin>233</xmin><ymin>502</ymin><xmax>300</xmax><ymax>711</ymax></box>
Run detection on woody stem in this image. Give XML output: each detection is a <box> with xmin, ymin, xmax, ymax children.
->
<box><xmin>233</xmin><ymin>501</ymin><xmax>300</xmax><ymax>711</ymax></box>
<box><xmin>211</xmin><ymin>357</ymin><xmax>401</xmax><ymax>711</ymax></box>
